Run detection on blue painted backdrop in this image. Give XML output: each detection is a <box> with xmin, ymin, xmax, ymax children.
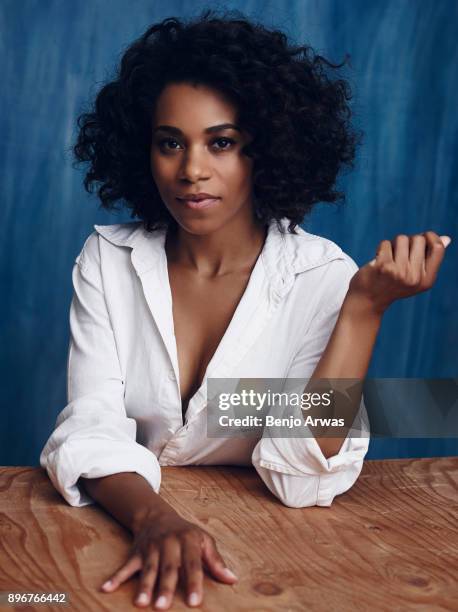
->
<box><xmin>1</xmin><ymin>0</ymin><xmax>457</xmax><ymax>466</ymax></box>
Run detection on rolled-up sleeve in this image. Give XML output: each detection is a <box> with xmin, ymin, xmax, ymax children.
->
<box><xmin>40</xmin><ymin>233</ymin><xmax>161</xmax><ymax>507</ymax></box>
<box><xmin>252</xmin><ymin>257</ymin><xmax>370</xmax><ymax>508</ymax></box>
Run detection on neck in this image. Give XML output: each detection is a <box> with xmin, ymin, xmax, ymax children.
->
<box><xmin>165</xmin><ymin>213</ymin><xmax>268</xmax><ymax>278</ymax></box>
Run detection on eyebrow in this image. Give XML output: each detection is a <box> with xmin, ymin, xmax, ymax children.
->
<box><xmin>152</xmin><ymin>123</ymin><xmax>241</xmax><ymax>136</ymax></box>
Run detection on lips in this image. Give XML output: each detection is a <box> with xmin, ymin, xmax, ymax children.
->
<box><xmin>176</xmin><ymin>193</ymin><xmax>219</xmax><ymax>201</ymax></box>
<box><xmin>177</xmin><ymin>196</ymin><xmax>221</xmax><ymax>210</ymax></box>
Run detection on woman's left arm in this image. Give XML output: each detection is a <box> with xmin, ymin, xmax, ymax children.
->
<box><xmin>310</xmin><ymin>230</ymin><xmax>451</xmax><ymax>456</ymax></box>
<box><xmin>252</xmin><ymin>231</ymin><xmax>451</xmax><ymax>507</ymax></box>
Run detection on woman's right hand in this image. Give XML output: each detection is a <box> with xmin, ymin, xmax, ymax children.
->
<box><xmin>99</xmin><ymin>509</ymin><xmax>238</xmax><ymax>609</ymax></box>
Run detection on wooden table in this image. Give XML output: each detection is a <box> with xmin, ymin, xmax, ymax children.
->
<box><xmin>0</xmin><ymin>459</ymin><xmax>457</xmax><ymax>611</ymax></box>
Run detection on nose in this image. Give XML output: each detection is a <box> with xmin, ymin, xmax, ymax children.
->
<box><xmin>178</xmin><ymin>144</ymin><xmax>211</xmax><ymax>182</ymax></box>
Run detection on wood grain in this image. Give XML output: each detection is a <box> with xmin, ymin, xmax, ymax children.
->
<box><xmin>0</xmin><ymin>459</ymin><xmax>457</xmax><ymax>611</ymax></box>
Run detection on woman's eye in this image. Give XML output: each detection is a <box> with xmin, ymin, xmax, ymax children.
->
<box><xmin>212</xmin><ymin>137</ymin><xmax>236</xmax><ymax>150</ymax></box>
<box><xmin>158</xmin><ymin>138</ymin><xmax>182</xmax><ymax>151</ymax></box>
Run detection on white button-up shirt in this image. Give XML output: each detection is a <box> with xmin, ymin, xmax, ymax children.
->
<box><xmin>40</xmin><ymin>217</ymin><xmax>370</xmax><ymax>509</ymax></box>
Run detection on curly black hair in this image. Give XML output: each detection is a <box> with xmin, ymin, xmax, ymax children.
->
<box><xmin>73</xmin><ymin>8</ymin><xmax>362</xmax><ymax>234</ymax></box>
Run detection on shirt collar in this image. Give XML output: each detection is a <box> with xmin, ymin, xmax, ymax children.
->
<box><xmin>93</xmin><ymin>217</ymin><xmax>344</xmax><ymax>299</ymax></box>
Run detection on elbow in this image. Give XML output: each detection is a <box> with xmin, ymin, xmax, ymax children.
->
<box><xmin>255</xmin><ymin>461</ymin><xmax>365</xmax><ymax>509</ymax></box>
<box><xmin>315</xmin><ymin>461</ymin><xmax>365</xmax><ymax>507</ymax></box>
<box><xmin>254</xmin><ymin>464</ymin><xmax>321</xmax><ymax>508</ymax></box>
<box><xmin>273</xmin><ymin>476</ymin><xmax>322</xmax><ymax>509</ymax></box>
<box><xmin>40</xmin><ymin>443</ymin><xmax>96</xmax><ymax>507</ymax></box>
<box><xmin>277</xmin><ymin>491</ymin><xmax>319</xmax><ymax>509</ymax></box>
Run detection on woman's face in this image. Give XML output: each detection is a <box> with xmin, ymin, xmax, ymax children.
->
<box><xmin>150</xmin><ymin>82</ymin><xmax>255</xmax><ymax>233</ymax></box>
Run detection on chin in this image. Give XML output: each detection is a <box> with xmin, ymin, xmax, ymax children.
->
<box><xmin>176</xmin><ymin>213</ymin><xmax>232</xmax><ymax>235</ymax></box>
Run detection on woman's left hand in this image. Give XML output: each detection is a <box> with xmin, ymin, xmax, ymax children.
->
<box><xmin>347</xmin><ymin>231</ymin><xmax>452</xmax><ymax>317</ymax></box>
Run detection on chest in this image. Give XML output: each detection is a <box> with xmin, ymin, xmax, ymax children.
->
<box><xmin>167</xmin><ymin>263</ymin><xmax>253</xmax><ymax>420</ymax></box>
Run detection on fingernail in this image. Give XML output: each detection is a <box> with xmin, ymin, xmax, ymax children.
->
<box><xmin>136</xmin><ymin>592</ymin><xmax>149</xmax><ymax>605</ymax></box>
<box><xmin>155</xmin><ymin>595</ymin><xmax>168</xmax><ymax>609</ymax></box>
<box><xmin>223</xmin><ymin>567</ymin><xmax>237</xmax><ymax>580</ymax></box>
<box><xmin>441</xmin><ymin>236</ymin><xmax>451</xmax><ymax>248</ymax></box>
<box><xmin>101</xmin><ymin>580</ymin><xmax>112</xmax><ymax>590</ymax></box>
<box><xmin>189</xmin><ymin>592</ymin><xmax>200</xmax><ymax>606</ymax></box>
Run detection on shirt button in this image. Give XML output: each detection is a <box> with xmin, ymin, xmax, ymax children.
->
<box><xmin>168</xmin><ymin>369</ymin><xmax>176</xmax><ymax>381</ymax></box>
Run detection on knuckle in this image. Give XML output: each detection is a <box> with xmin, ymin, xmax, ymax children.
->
<box><xmin>161</xmin><ymin>562</ymin><xmax>178</xmax><ymax>576</ymax></box>
<box><xmin>425</xmin><ymin>230</ymin><xmax>441</xmax><ymax>244</ymax></box>
<box><xmin>159</xmin><ymin>536</ymin><xmax>178</xmax><ymax>553</ymax></box>
<box><xmin>143</xmin><ymin>559</ymin><xmax>158</xmax><ymax>573</ymax></box>
<box><xmin>140</xmin><ymin>543</ymin><xmax>155</xmax><ymax>558</ymax></box>
<box><xmin>395</xmin><ymin>234</ymin><xmax>409</xmax><ymax>241</ymax></box>
<box><xmin>211</xmin><ymin>545</ymin><xmax>223</xmax><ymax>563</ymax></box>
<box><xmin>182</xmin><ymin>527</ymin><xmax>199</xmax><ymax>540</ymax></box>
<box><xmin>379</xmin><ymin>262</ymin><xmax>392</xmax><ymax>274</ymax></box>
<box><xmin>214</xmin><ymin>545</ymin><xmax>223</xmax><ymax>560</ymax></box>
<box><xmin>186</xmin><ymin>559</ymin><xmax>202</xmax><ymax>573</ymax></box>
<box><xmin>162</xmin><ymin>532</ymin><xmax>178</xmax><ymax>544</ymax></box>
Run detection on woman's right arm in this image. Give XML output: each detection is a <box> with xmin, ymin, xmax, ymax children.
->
<box><xmin>39</xmin><ymin>232</ymin><xmax>161</xmax><ymax>506</ymax></box>
<box><xmin>41</xmin><ymin>233</ymin><xmax>237</xmax><ymax>609</ymax></box>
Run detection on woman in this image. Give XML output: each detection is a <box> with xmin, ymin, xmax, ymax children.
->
<box><xmin>40</xmin><ymin>10</ymin><xmax>450</xmax><ymax>610</ymax></box>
